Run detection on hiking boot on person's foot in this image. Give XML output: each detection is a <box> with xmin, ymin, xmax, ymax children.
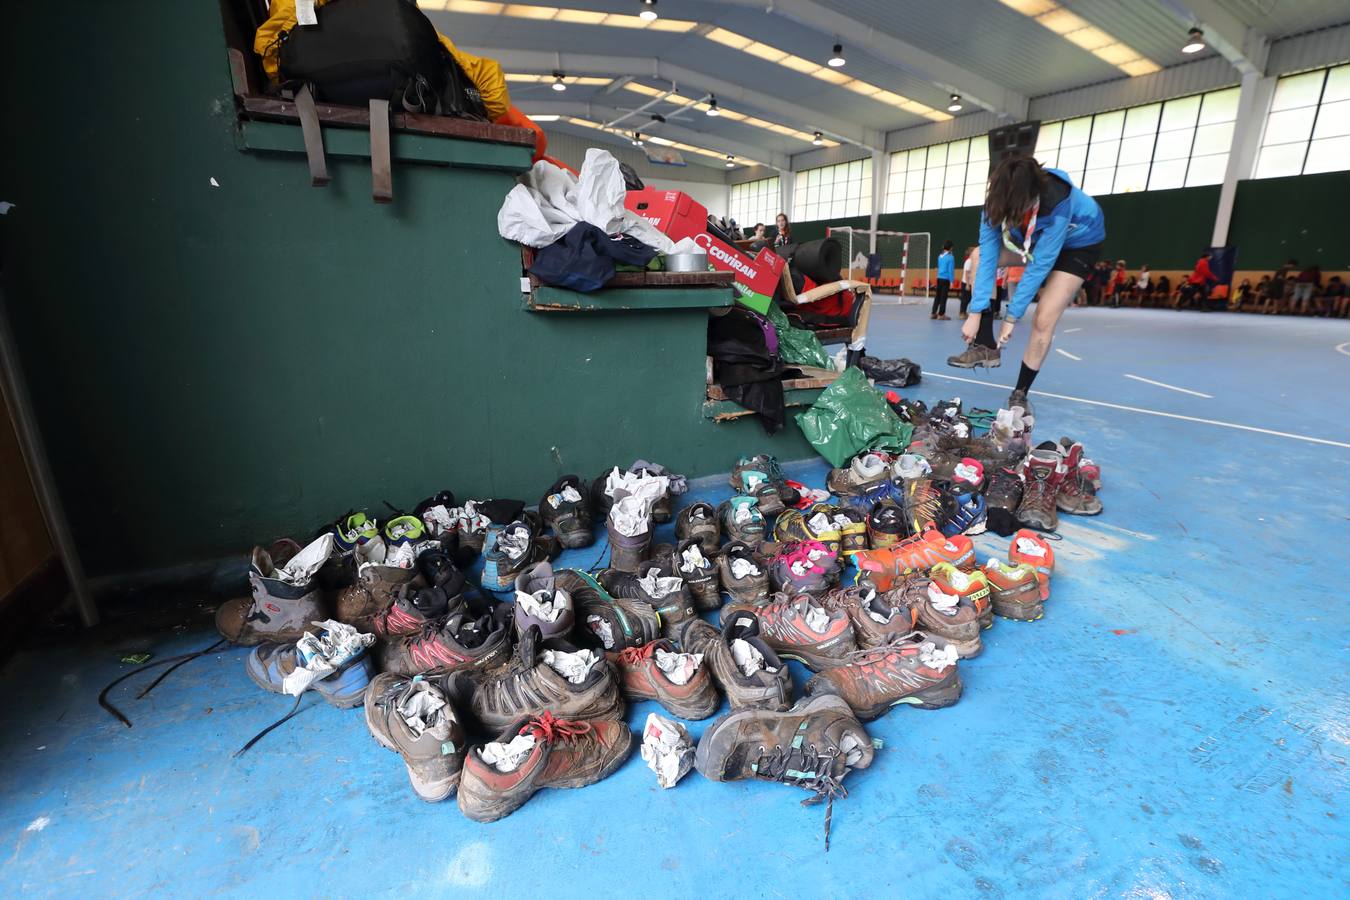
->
<box><xmin>468</xmin><ymin>626</ymin><xmax>624</xmax><ymax>732</ymax></box>
<box><xmin>820</xmin><ymin>586</ymin><xmax>918</xmax><ymax>649</ymax></box>
<box><xmin>930</xmin><ymin>562</ymin><xmax>993</xmax><ymax>630</ymax></box>
<box><xmin>375</xmin><ymin>603</ymin><xmax>513</xmax><ymax>677</ymax></box>
<box><xmin>513</xmin><ymin>561</ymin><xmax>574</xmax><ymax>641</ymax></box>
<box><xmin>599</xmin><ymin>564</ymin><xmax>696</xmax><ymax>628</ymax></box>
<box><xmin>805</xmin><ymin>632</ymin><xmax>962</xmax><ymax>719</ymax></box>
<box><xmin>607</xmin><ymin>639</ymin><xmax>719</xmax><ymax>720</ymax></box>
<box><xmin>1016</xmin><ymin>442</ymin><xmax>1064</xmax><ymax>532</ymax></box>
<box><xmin>1008</xmin><ymin>388</ymin><xmax>1035</xmax><ymax>417</ymax></box>
<box><xmin>983</xmin><ymin>558</ymin><xmax>1043</xmax><ymax>621</ymax></box>
<box><xmin>555</xmin><ymin>568</ymin><xmax>661</xmax><ymax>652</ymax></box>
<box><xmin>720</xmin><ymin>592</ymin><xmax>856</xmax><ymax>671</ymax></box>
<box><xmin>716</xmin><ymin>541</ymin><xmax>769</xmax><ymax>605</ymax></box>
<box><xmin>457</xmin><ymin>711</ymin><xmax>633</xmax><ymax>823</ymax></box>
<box><xmin>245</xmin><ymin>640</ymin><xmax>374</xmax><ymax>708</ymax></box>
<box><xmin>364</xmin><ymin>672</ymin><xmax>467</xmax><ymax>802</ymax></box>
<box><xmin>1008</xmin><ymin>529</ymin><xmax>1056</xmax><ymax>602</ymax></box>
<box><xmin>948</xmin><ymin>344</ymin><xmax>1002</xmax><ymax>369</ymax></box>
<box><xmin>676</xmin><ymin>614</ymin><xmax>791</xmax><ymax>711</ymax></box>
<box><xmin>216</xmin><ymin>540</ymin><xmax>329</xmax><ymax>646</ymax></box>
<box><xmin>719</xmin><ymin>495</ymin><xmax>767</xmax><ymax>548</ymax></box>
<box><xmin>1056</xmin><ymin>438</ymin><xmax>1103</xmax><ymax>516</ymax></box>
<box><xmin>675</xmin><ymin>501</ymin><xmax>720</xmax><ymax>550</ymax></box>
<box><xmin>539</xmin><ymin>475</ymin><xmax>595</xmax><ymax>549</ymax></box>
<box><xmin>984</xmin><ymin>467</ymin><xmax>1024</xmax><ymax>537</ymax></box>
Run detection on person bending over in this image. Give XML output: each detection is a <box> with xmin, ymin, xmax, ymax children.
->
<box><xmin>932</xmin><ymin>240</ymin><xmax>955</xmax><ymax>320</ymax></box>
<box><xmin>947</xmin><ymin>156</ymin><xmax>1105</xmax><ymax>414</ymax></box>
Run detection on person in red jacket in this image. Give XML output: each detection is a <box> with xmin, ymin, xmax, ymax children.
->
<box><xmin>1175</xmin><ymin>254</ymin><xmax>1216</xmax><ymax>310</ymax></box>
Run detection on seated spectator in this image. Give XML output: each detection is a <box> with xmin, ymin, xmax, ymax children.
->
<box><xmin>1233</xmin><ymin>278</ymin><xmax>1253</xmax><ymax>311</ymax></box>
<box><xmin>1134</xmin><ymin>264</ymin><xmax>1151</xmax><ymax>304</ymax></box>
<box><xmin>1323</xmin><ymin>275</ymin><xmax>1347</xmax><ymax>318</ymax></box>
<box><xmin>1152</xmin><ymin>274</ymin><xmax>1171</xmax><ymax>307</ymax></box>
<box><xmin>1291</xmin><ymin>263</ymin><xmax>1321</xmax><ymax>315</ymax></box>
<box><xmin>1266</xmin><ymin>260</ymin><xmax>1295</xmax><ymax>315</ymax></box>
<box><xmin>1087</xmin><ymin>260</ymin><xmax>1110</xmax><ymax>306</ymax></box>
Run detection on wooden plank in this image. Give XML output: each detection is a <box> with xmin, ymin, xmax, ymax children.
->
<box><xmin>239</xmin><ymin>120</ymin><xmax>534</xmax><ymax>172</ymax></box>
<box><xmin>239</xmin><ymin>95</ymin><xmax>536</xmax><ymax>147</ymax></box>
<box><xmin>702</xmin><ymin>387</ymin><xmax>827</xmax><ymax>421</ymax></box>
<box><xmin>526</xmin><ymin>285</ymin><xmax>736</xmax><ymax>313</ymax></box>
<box><xmin>705</xmin><ymin>371</ymin><xmax>840</xmax><ymax>402</ymax></box>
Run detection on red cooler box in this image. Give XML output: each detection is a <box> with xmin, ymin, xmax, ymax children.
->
<box><xmin>625</xmin><ymin>189</ymin><xmax>782</xmax><ymax>314</ymax></box>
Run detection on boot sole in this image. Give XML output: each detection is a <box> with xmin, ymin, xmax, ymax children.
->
<box><xmin>947</xmin><ymin>359</ymin><xmax>1001</xmax><ymax>369</ymax></box>
<box><xmin>993</xmin><ymin>598</ymin><xmax>1045</xmax><ymax>621</ymax></box>
<box><xmin>806</xmin><ymin>672</ymin><xmax>963</xmax><ymax>720</ymax></box>
<box><xmin>459</xmin><ymin>728</ymin><xmax>633</xmax><ymax>823</ymax></box>
<box><xmin>622</xmin><ymin>686</ymin><xmax>721</xmax><ymax>722</ymax></box>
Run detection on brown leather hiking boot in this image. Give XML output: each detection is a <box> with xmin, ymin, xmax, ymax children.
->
<box><xmin>607</xmin><ymin>639</ymin><xmax>719</xmax><ymax>720</ymax></box>
<box><xmin>820</xmin><ymin>586</ymin><xmax>918</xmax><ymax>649</ymax></box>
<box><xmin>1056</xmin><ymin>438</ymin><xmax>1103</xmax><ymax>516</ymax></box>
<box><xmin>947</xmin><ymin>343</ymin><xmax>1001</xmax><ymax>369</ymax></box>
<box><xmin>1017</xmin><ymin>443</ymin><xmax>1064</xmax><ymax>532</ymax></box>
<box><xmin>912</xmin><ymin>577</ymin><xmax>983</xmax><ymax>658</ymax></box>
<box><xmin>694</xmin><ymin>694</ymin><xmax>873</xmax><ymax>847</ymax></box>
<box><xmin>468</xmin><ymin>626</ymin><xmax>624</xmax><ymax>732</ymax></box>
<box><xmin>598</xmin><ymin>564</ymin><xmax>696</xmax><ymax>628</ymax></box>
<box><xmin>364</xmin><ymin>672</ymin><xmax>467</xmax><ymax>802</ymax></box>
<box><xmin>720</xmin><ymin>592</ymin><xmax>857</xmax><ymax>671</ymax></box>
<box><xmin>335</xmin><ymin>557</ymin><xmax>419</xmax><ymax>627</ymax></box>
<box><xmin>675</xmin><ymin>615</ymin><xmax>791</xmax><ymax>712</ymax></box>
<box><xmin>458</xmin><ymin>711</ymin><xmax>634</xmax><ymax>822</ymax></box>
<box><xmin>716</xmin><ymin>541</ymin><xmax>769</xmax><ymax>604</ymax></box>
<box><xmin>555</xmin><ymin>568</ymin><xmax>660</xmax><ymax>652</ymax></box>
<box><xmin>215</xmin><ymin>544</ymin><xmax>327</xmax><ymax>646</ymax></box>
<box><xmin>805</xmin><ymin>632</ymin><xmax>962</xmax><ymax>720</ymax></box>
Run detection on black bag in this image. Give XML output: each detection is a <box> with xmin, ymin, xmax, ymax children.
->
<box><xmin>860</xmin><ymin>355</ymin><xmax>922</xmax><ymax>387</ymax></box>
<box><xmin>276</xmin><ymin>0</ymin><xmax>487</xmax><ymax>202</ymax></box>
<box><xmin>790</xmin><ymin>238</ymin><xmax>843</xmax><ymax>285</ymax></box>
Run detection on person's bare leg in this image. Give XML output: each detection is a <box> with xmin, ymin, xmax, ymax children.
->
<box><xmin>1022</xmin><ymin>271</ymin><xmax>1082</xmax><ymax>369</ymax></box>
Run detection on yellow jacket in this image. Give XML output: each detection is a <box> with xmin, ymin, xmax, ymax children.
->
<box><xmin>254</xmin><ymin>0</ymin><xmax>511</xmax><ymax>121</ymax></box>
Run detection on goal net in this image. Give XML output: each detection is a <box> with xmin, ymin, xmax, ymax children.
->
<box><xmin>827</xmin><ymin>227</ymin><xmax>931</xmax><ymax>304</ymax></box>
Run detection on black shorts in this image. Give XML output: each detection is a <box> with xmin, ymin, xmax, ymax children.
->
<box><xmin>1051</xmin><ymin>242</ymin><xmax>1103</xmax><ymax>280</ymax></box>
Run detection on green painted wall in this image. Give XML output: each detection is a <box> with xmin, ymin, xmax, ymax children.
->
<box><xmin>0</xmin><ymin>2</ymin><xmax>812</xmax><ymax>575</ymax></box>
<box><xmin>1228</xmin><ymin>171</ymin><xmax>1350</xmax><ymax>270</ymax></box>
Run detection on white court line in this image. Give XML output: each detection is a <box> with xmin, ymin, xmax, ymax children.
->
<box><xmin>1087</xmin><ymin>520</ymin><xmax>1159</xmax><ymax>541</ymax></box>
<box><xmin>923</xmin><ymin>371</ymin><xmax>1350</xmax><ymax>449</ymax></box>
<box><xmin>1062</xmin><ymin>327</ymin><xmax>1083</xmax><ymax>334</ymax></box>
<box><xmin>1123</xmin><ymin>373</ymin><xmax>1213</xmax><ymax>399</ymax></box>
<box><xmin>1056</xmin><ymin>349</ymin><xmax>1083</xmax><ymax>361</ymax></box>
<box><xmin>1337</xmin><ymin>342</ymin><xmax>1350</xmax><ymax>357</ymax></box>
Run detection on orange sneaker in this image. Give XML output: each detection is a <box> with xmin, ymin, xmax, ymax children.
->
<box><xmin>854</xmin><ymin>529</ymin><xmax>976</xmax><ymax>592</ymax></box>
<box><xmin>1008</xmin><ymin>529</ymin><xmax>1055</xmax><ymax>601</ymax></box>
<box><xmin>929</xmin><ymin>562</ymin><xmax>993</xmax><ymax>629</ymax></box>
<box><xmin>983</xmin><ymin>558</ymin><xmax>1042</xmax><ymax>621</ymax></box>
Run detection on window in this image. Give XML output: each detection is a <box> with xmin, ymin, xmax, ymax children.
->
<box><xmin>792</xmin><ymin>158</ymin><xmax>872</xmax><ymax>221</ymax></box>
<box><xmin>728</xmin><ymin>176</ymin><xmax>781</xmax><ymax>229</ymax></box>
<box><xmin>1256</xmin><ymin>63</ymin><xmax>1350</xmax><ymax>178</ymax></box>
<box><xmin>1029</xmin><ymin>85</ymin><xmax>1240</xmax><ymax>196</ymax></box>
<box><xmin>885</xmin><ymin>137</ymin><xmax>988</xmax><ymax>213</ymax></box>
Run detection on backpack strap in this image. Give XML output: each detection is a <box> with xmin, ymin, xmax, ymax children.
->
<box><xmin>293</xmin><ymin>85</ymin><xmax>330</xmax><ymax>187</ymax></box>
<box><xmin>369</xmin><ymin>98</ymin><xmax>393</xmax><ymax>204</ymax></box>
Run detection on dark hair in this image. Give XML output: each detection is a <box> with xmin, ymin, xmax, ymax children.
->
<box><xmin>775</xmin><ymin>212</ymin><xmax>790</xmax><ymax>236</ymax></box>
<box><xmin>943</xmin><ymin>240</ymin><xmax>953</xmax><ymax>251</ymax></box>
<box><xmin>984</xmin><ymin>156</ymin><xmax>1049</xmax><ymax>227</ymax></box>
<box><xmin>753</xmin><ymin>223</ymin><xmax>764</xmax><ymax>230</ymax></box>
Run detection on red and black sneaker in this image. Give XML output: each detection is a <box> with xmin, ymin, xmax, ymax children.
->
<box><xmin>375</xmin><ymin>602</ymin><xmax>513</xmax><ymax>677</ymax></box>
<box><xmin>372</xmin><ymin>574</ymin><xmax>465</xmax><ymax>639</ymax></box>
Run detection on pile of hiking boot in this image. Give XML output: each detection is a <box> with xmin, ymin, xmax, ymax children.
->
<box><xmin>207</xmin><ymin>415</ymin><xmax>1101</xmax><ymax>839</ymax></box>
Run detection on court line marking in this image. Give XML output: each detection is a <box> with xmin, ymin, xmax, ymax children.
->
<box><xmin>1337</xmin><ymin>342</ymin><xmax>1350</xmax><ymax>357</ymax></box>
<box><xmin>1123</xmin><ymin>373</ymin><xmax>1213</xmax><ymax>399</ymax></box>
<box><xmin>923</xmin><ymin>371</ymin><xmax>1350</xmax><ymax>449</ymax></box>
<box><xmin>1062</xmin><ymin>327</ymin><xmax>1083</xmax><ymax>334</ymax></box>
<box><xmin>1056</xmin><ymin>349</ymin><xmax>1082</xmax><ymax>361</ymax></box>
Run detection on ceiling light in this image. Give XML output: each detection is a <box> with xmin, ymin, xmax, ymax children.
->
<box><xmin>706</xmin><ymin>96</ymin><xmax>720</xmax><ymax>117</ymax></box>
<box><xmin>947</xmin><ymin>94</ymin><xmax>963</xmax><ymax>112</ymax></box>
<box><xmin>505</xmin><ymin>73</ymin><xmax>611</xmax><ymax>86</ymax></box>
<box><xmin>631</xmin><ymin>132</ymin><xmax>643</xmax><ymax>145</ymax></box>
<box><xmin>812</xmin><ymin>131</ymin><xmax>823</xmax><ymax>146</ymax></box>
<box><xmin>551</xmin><ymin>72</ymin><xmax>567</xmax><ymax>91</ymax></box>
<box><xmin>638</xmin><ymin>0</ymin><xmax>657</xmax><ymax>21</ymax></box>
<box><xmin>725</xmin><ymin>155</ymin><xmax>736</xmax><ymax>168</ymax></box>
<box><xmin>1182</xmin><ymin>28</ymin><xmax>1206</xmax><ymax>54</ymax></box>
<box><xmin>827</xmin><ymin>43</ymin><xmax>846</xmax><ymax>67</ymax></box>
<box><xmin>531</xmin><ymin>114</ymin><xmax>560</xmax><ymax>122</ymax></box>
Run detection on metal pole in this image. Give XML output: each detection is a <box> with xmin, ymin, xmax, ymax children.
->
<box><xmin>0</xmin><ymin>282</ymin><xmax>98</xmax><ymax>626</ymax></box>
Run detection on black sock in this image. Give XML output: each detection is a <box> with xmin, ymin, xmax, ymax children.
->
<box><xmin>975</xmin><ymin>313</ymin><xmax>996</xmax><ymax>349</ymax></box>
<box><xmin>1015</xmin><ymin>362</ymin><xmax>1039</xmax><ymax>393</ymax></box>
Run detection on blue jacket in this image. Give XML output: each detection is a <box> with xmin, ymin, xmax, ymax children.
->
<box><xmin>971</xmin><ymin>168</ymin><xmax>1105</xmax><ymax>320</ymax></box>
<box><xmin>937</xmin><ymin>250</ymin><xmax>955</xmax><ymax>281</ymax></box>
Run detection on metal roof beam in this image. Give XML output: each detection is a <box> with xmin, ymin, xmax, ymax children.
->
<box><xmin>1159</xmin><ymin>0</ymin><xmax>1270</xmax><ymax>75</ymax></box>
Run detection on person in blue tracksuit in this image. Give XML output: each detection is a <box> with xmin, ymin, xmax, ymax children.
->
<box><xmin>947</xmin><ymin>156</ymin><xmax>1105</xmax><ymax>414</ymax></box>
<box><xmin>932</xmin><ymin>240</ymin><xmax>956</xmax><ymax>320</ymax></box>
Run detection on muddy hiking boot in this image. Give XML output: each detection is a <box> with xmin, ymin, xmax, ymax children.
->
<box><xmin>364</xmin><ymin>672</ymin><xmax>467</xmax><ymax>802</ymax></box>
<box><xmin>334</xmin><ymin>527</ymin><xmax>426</xmax><ymax>627</ymax></box>
<box><xmin>606</xmin><ymin>490</ymin><xmax>658</xmax><ymax>573</ymax></box>
<box><xmin>1017</xmin><ymin>442</ymin><xmax>1064</xmax><ymax>532</ymax></box>
<box><xmin>983</xmin><ymin>558</ymin><xmax>1043</xmax><ymax>621</ymax></box>
<box><xmin>867</xmin><ymin>501</ymin><xmax>909</xmax><ymax>550</ymax></box>
<box><xmin>676</xmin><ymin>614</ymin><xmax>792</xmax><ymax>712</ymax></box>
<box><xmin>375</xmin><ymin>602</ymin><xmax>513</xmax><ymax>677</ymax></box>
<box><xmin>246</xmin><ymin>641</ymin><xmax>375</xmax><ymax>708</ymax></box>
<box><xmin>675</xmin><ymin>501</ymin><xmax>721</xmax><ymax>549</ymax></box>
<box><xmin>930</xmin><ymin>562</ymin><xmax>993</xmax><ymax>630</ymax></box>
<box><xmin>482</xmin><ymin>513</ymin><xmax>560</xmax><ymax>593</ymax></box>
<box><xmin>820</xmin><ymin>586</ymin><xmax>918</xmax><ymax>650</ymax></box>
<box><xmin>607</xmin><ymin>639</ymin><xmax>720</xmax><ymax>721</ymax></box>
<box><xmin>827</xmin><ymin>451</ymin><xmax>891</xmax><ymax>498</ymax></box>
<box><xmin>513</xmin><ymin>560</ymin><xmax>575</xmax><ymax>641</ymax></box>
<box><xmin>774</xmin><ymin>505</ymin><xmax>843</xmax><ymax>555</ymax></box>
<box><xmin>1056</xmin><ymin>437</ymin><xmax>1103</xmax><ymax>516</ymax></box>
<box><xmin>853</xmin><ymin>530</ymin><xmax>977</xmax><ymax>593</ymax></box>
<box><xmin>216</xmin><ymin>541</ymin><xmax>329</xmax><ymax>646</ymax></box>
<box><xmin>984</xmin><ymin>467</ymin><xmax>1024</xmax><ymax>537</ymax></box>
<box><xmin>720</xmin><ymin>495</ymin><xmax>767</xmax><ymax>548</ymax></box>
<box><xmin>1008</xmin><ymin>389</ymin><xmax>1034</xmax><ymax>417</ymax></box>
<box><xmin>721</xmin><ymin>592</ymin><xmax>856</xmax><ymax>672</ymax></box>
<box><xmin>1008</xmin><ymin>529</ymin><xmax>1055</xmax><ymax>603</ymax></box>
<box><xmin>947</xmin><ymin>343</ymin><xmax>1001</xmax><ymax>369</ymax></box>
<box><xmin>599</xmin><ymin>564</ymin><xmax>696</xmax><ymax>629</ymax></box>
<box><xmin>458</xmin><ymin>710</ymin><xmax>634</xmax><ymax>823</ymax></box>
<box><xmin>717</xmin><ymin>541</ymin><xmax>769</xmax><ymax>605</ymax></box>
<box><xmin>372</xmin><ymin>578</ymin><xmax>464</xmax><ymax>639</ymax></box>
<box><xmin>694</xmin><ymin>694</ymin><xmax>874</xmax><ymax>849</ymax></box>
<box><xmin>656</xmin><ymin>540</ymin><xmax>721</xmax><ymax>612</ymax></box>
<box><xmin>539</xmin><ymin>474</ymin><xmax>595</xmax><ymax>549</ymax></box>
<box><xmin>465</xmin><ymin>625</ymin><xmax>624</xmax><ymax>733</ymax></box>
<box><xmin>912</xmin><ymin>576</ymin><xmax>983</xmax><ymax>658</ymax></box>
<box><xmin>555</xmin><ymin>568</ymin><xmax>661</xmax><ymax>652</ymax></box>
<box><xmin>730</xmin><ymin>454</ymin><xmax>795</xmax><ymax>515</ymax></box>
<box><xmin>768</xmin><ymin>542</ymin><xmax>840</xmax><ymax>596</ymax></box>
<box><xmin>805</xmin><ymin>632</ymin><xmax>962</xmax><ymax>720</ymax></box>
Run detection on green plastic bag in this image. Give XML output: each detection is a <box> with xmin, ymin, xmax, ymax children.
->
<box><xmin>765</xmin><ymin>305</ymin><xmax>833</xmax><ymax>371</ymax></box>
<box><xmin>795</xmin><ymin>367</ymin><xmax>914</xmax><ymax>467</ymax></box>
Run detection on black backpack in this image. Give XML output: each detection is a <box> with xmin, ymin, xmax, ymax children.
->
<box><xmin>275</xmin><ymin>0</ymin><xmax>488</xmax><ymax>201</ymax></box>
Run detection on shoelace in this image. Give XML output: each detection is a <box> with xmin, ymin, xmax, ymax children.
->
<box><xmin>751</xmin><ymin>743</ymin><xmax>849</xmax><ymax>851</ymax></box>
<box><xmin>520</xmin><ymin>710</ymin><xmax>592</xmax><ymax>744</ymax></box>
<box><xmin>98</xmin><ymin>638</ymin><xmax>230</xmax><ymax>728</ymax></box>
<box><xmin>616</xmin><ymin>642</ymin><xmax>659</xmax><ymax>667</ymax></box>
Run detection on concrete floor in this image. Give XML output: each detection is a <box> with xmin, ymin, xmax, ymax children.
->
<box><xmin>2</xmin><ymin>305</ymin><xmax>1347</xmax><ymax>898</ymax></box>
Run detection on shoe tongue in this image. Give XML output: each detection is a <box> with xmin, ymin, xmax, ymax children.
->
<box><xmin>517</xmin><ymin>624</ymin><xmax>541</xmax><ymax>666</ymax></box>
<box><xmin>412</xmin><ymin>586</ymin><xmax>449</xmax><ymax>617</ymax></box>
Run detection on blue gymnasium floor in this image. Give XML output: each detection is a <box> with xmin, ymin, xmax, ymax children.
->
<box><xmin>2</xmin><ymin>305</ymin><xmax>1348</xmax><ymax>898</ymax></box>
